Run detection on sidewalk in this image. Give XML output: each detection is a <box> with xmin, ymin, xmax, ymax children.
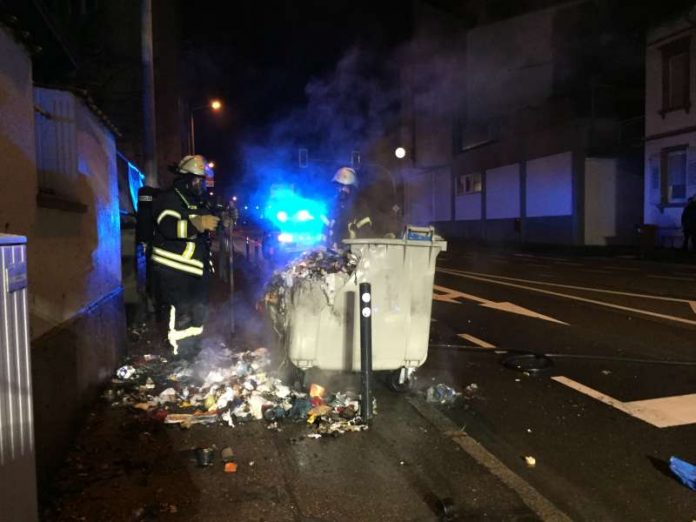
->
<box><xmin>39</xmin><ymin>313</ymin><xmax>565</xmax><ymax>521</ymax></box>
<box><xmin>41</xmin><ymin>366</ymin><xmax>554</xmax><ymax>521</ymax></box>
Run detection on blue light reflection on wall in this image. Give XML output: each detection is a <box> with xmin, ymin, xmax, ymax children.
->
<box><xmin>127</xmin><ymin>162</ymin><xmax>145</xmax><ymax>211</ymax></box>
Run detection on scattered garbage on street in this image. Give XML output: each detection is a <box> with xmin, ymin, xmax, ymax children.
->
<box><xmin>524</xmin><ymin>456</ymin><xmax>537</xmax><ymax>468</ymax></box>
<box><xmin>106</xmin><ymin>345</ymin><xmax>370</xmax><ymax>439</ymax></box>
<box><xmin>426</xmin><ymin>383</ymin><xmax>462</xmax><ymax>405</ymax></box>
<box><xmin>670</xmin><ymin>456</ymin><xmax>696</xmax><ymax>491</ymax></box>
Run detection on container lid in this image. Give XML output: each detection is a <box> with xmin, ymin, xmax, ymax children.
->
<box><xmin>343</xmin><ymin>237</ymin><xmax>447</xmax><ymax>251</ymax></box>
<box><xmin>0</xmin><ymin>234</ymin><xmax>27</xmax><ymax>245</ymax></box>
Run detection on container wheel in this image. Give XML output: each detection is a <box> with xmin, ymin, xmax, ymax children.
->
<box><xmin>387</xmin><ymin>368</ymin><xmax>414</xmax><ymax>393</ymax></box>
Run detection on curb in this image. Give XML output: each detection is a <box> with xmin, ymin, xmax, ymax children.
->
<box><xmin>406</xmin><ymin>395</ymin><xmax>573</xmax><ymax>522</ymax></box>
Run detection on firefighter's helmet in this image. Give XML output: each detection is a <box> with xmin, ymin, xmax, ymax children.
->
<box><xmin>332</xmin><ymin>167</ymin><xmax>358</xmax><ymax>187</ymax></box>
<box><xmin>177</xmin><ymin>155</ymin><xmax>208</xmax><ymax>177</ymax></box>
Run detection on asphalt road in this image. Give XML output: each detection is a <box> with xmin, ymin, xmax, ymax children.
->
<box><xmin>422</xmin><ymin>247</ymin><xmax>696</xmax><ymax>521</ymax></box>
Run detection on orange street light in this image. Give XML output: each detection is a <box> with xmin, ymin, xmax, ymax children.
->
<box><xmin>189</xmin><ymin>99</ymin><xmax>224</xmax><ymax>154</ymax></box>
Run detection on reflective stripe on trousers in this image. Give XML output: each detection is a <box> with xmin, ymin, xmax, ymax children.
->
<box><xmin>168</xmin><ymin>306</ymin><xmax>204</xmax><ymax>355</ymax></box>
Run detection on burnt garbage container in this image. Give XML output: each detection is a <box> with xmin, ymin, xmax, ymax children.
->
<box><xmin>283</xmin><ymin>226</ymin><xmax>447</xmax><ymax>389</ymax></box>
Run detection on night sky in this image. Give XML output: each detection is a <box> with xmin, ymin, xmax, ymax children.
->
<box><xmin>180</xmin><ymin>0</ymin><xmax>412</xmax><ymax>190</ymax></box>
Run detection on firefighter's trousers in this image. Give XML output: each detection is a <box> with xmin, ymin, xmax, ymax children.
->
<box><xmin>154</xmin><ymin>265</ymin><xmax>210</xmax><ymax>357</ymax></box>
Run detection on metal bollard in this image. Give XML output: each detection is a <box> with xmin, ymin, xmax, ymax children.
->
<box><xmin>245</xmin><ymin>237</ymin><xmax>250</xmax><ymax>259</ymax></box>
<box><xmin>359</xmin><ymin>282</ymin><xmax>373</xmax><ymax>423</ymax></box>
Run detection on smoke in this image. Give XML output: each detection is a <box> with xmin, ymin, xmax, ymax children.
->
<box><xmin>237</xmin><ymin>45</ymin><xmax>402</xmax><ymax>207</ymax></box>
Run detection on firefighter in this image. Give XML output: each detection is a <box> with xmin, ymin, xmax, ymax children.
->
<box><xmin>151</xmin><ymin>155</ymin><xmax>219</xmax><ymax>358</ymax></box>
<box><xmin>323</xmin><ymin>167</ymin><xmax>373</xmax><ymax>249</ymax></box>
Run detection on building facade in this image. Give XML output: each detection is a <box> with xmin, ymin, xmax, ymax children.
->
<box><xmin>0</xmin><ymin>5</ymin><xmax>125</xmax><ymax>494</ymax></box>
<box><xmin>644</xmin><ymin>11</ymin><xmax>696</xmax><ymax>246</ymax></box>
<box><xmin>401</xmin><ymin>0</ymin><xmax>644</xmax><ymax>246</ymax></box>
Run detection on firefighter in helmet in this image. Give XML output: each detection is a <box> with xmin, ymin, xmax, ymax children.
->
<box><xmin>151</xmin><ymin>155</ymin><xmax>219</xmax><ymax>358</ymax></box>
<box><xmin>324</xmin><ymin>167</ymin><xmax>373</xmax><ymax>249</ymax></box>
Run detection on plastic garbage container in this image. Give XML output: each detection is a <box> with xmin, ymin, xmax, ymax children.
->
<box><xmin>285</xmin><ymin>227</ymin><xmax>447</xmax><ymax>377</ymax></box>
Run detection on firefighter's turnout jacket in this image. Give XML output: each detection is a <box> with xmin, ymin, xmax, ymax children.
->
<box><xmin>325</xmin><ymin>193</ymin><xmax>373</xmax><ymax>249</ymax></box>
<box><xmin>151</xmin><ymin>187</ymin><xmax>212</xmax><ymax>277</ymax></box>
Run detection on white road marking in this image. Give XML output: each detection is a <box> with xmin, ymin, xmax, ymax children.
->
<box><xmin>690</xmin><ymin>302</ymin><xmax>696</xmax><ymax>316</ymax></box>
<box><xmin>433</xmin><ymin>284</ymin><xmax>488</xmax><ymax>304</ymax></box>
<box><xmin>456</xmin><ymin>333</ymin><xmax>495</xmax><ymax>349</ymax></box>
<box><xmin>439</xmin><ymin>268</ymin><xmax>695</xmax><ymax>304</ymax></box>
<box><xmin>581</xmin><ymin>269</ymin><xmax>614</xmax><ymax>274</ymax></box>
<box><xmin>438</xmin><ymin>268</ymin><xmax>696</xmax><ymax>327</ymax></box>
<box><xmin>433</xmin><ymin>284</ymin><xmax>568</xmax><ymax>324</ymax></box>
<box><xmin>480</xmin><ymin>301</ymin><xmax>567</xmax><ymax>324</ymax></box>
<box><xmin>648</xmin><ymin>275</ymin><xmax>695</xmax><ymax>281</ymax></box>
<box><xmin>552</xmin><ymin>376</ymin><xmax>696</xmax><ymax>428</ymax></box>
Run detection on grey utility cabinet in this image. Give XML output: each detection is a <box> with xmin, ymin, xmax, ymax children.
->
<box><xmin>0</xmin><ymin>234</ymin><xmax>37</xmax><ymax>521</ymax></box>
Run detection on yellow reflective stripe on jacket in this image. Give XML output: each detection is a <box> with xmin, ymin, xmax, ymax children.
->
<box><xmin>177</xmin><ymin>219</ymin><xmax>188</xmax><ymax>238</ymax></box>
<box><xmin>157</xmin><ymin>209</ymin><xmax>182</xmax><ymax>224</ymax></box>
<box><xmin>355</xmin><ymin>217</ymin><xmax>372</xmax><ymax>229</ymax></box>
<box><xmin>152</xmin><ymin>246</ymin><xmax>204</xmax><ymax>268</ymax></box>
<box><xmin>151</xmin><ymin>254</ymin><xmax>204</xmax><ymax>276</ymax></box>
<box><xmin>182</xmin><ymin>241</ymin><xmax>195</xmax><ymax>259</ymax></box>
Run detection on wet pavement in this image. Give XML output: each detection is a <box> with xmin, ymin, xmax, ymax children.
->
<box><xmin>41</xmin><ymin>353</ymin><xmax>545</xmax><ymax>521</ymax></box>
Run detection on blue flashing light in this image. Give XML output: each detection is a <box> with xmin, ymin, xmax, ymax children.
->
<box><xmin>263</xmin><ymin>186</ymin><xmax>328</xmax><ymax>247</ymax></box>
<box><xmin>296</xmin><ymin>209</ymin><xmax>313</xmax><ymax>222</ymax></box>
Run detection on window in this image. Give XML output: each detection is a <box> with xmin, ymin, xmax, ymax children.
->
<box><xmin>456</xmin><ymin>173</ymin><xmax>482</xmax><ymax>195</ymax></box>
<box><xmin>662</xmin><ymin>147</ymin><xmax>687</xmax><ymax>203</ymax></box>
<box><xmin>661</xmin><ymin>38</ymin><xmax>691</xmax><ymax>114</ymax></box>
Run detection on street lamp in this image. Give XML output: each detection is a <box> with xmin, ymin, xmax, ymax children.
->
<box><xmin>395</xmin><ymin>147</ymin><xmax>406</xmax><ymax>159</ymax></box>
<box><xmin>207</xmin><ymin>161</ymin><xmax>215</xmax><ymax>169</ymax></box>
<box><xmin>189</xmin><ymin>99</ymin><xmax>223</xmax><ymax>154</ymax></box>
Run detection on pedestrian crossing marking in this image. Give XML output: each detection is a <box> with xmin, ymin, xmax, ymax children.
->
<box><xmin>433</xmin><ymin>284</ymin><xmax>567</xmax><ymax>324</ymax></box>
<box><xmin>552</xmin><ymin>376</ymin><xmax>696</xmax><ymax>428</ymax></box>
<box><xmin>457</xmin><ymin>333</ymin><xmax>495</xmax><ymax>349</ymax></box>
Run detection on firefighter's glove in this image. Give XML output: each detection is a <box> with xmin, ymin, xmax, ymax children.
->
<box><xmin>190</xmin><ymin>215</ymin><xmax>220</xmax><ymax>233</ymax></box>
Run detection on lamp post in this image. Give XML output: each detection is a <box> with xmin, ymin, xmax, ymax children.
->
<box><xmin>189</xmin><ymin>99</ymin><xmax>222</xmax><ymax>154</ymax></box>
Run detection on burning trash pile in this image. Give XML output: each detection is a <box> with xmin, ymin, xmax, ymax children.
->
<box><xmin>263</xmin><ymin>249</ymin><xmax>359</xmax><ymax>332</ymax></box>
<box><xmin>107</xmin><ymin>346</ymin><xmax>369</xmax><ymax>437</ymax></box>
